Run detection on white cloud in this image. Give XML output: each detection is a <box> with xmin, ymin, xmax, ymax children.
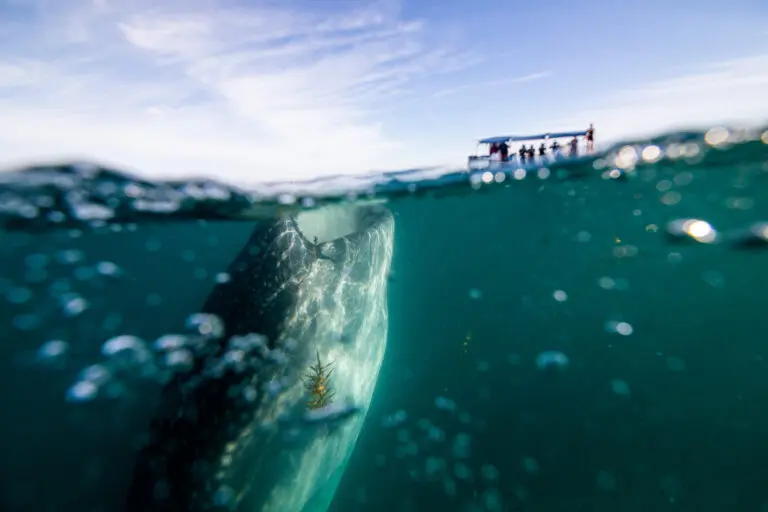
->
<box><xmin>0</xmin><ymin>0</ymin><xmax>478</xmax><ymax>184</ymax></box>
<box><xmin>432</xmin><ymin>71</ymin><xmax>553</xmax><ymax>98</ymax></box>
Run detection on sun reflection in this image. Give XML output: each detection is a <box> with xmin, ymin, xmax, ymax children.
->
<box><xmin>666</xmin><ymin>218</ymin><xmax>718</xmax><ymax>244</ymax></box>
<box><xmin>704</xmin><ymin>127</ymin><xmax>730</xmax><ymax>146</ymax></box>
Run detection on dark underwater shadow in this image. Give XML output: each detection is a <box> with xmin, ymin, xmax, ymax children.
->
<box><xmin>0</xmin><ymin>220</ymin><xmax>254</xmax><ymax>511</ymax></box>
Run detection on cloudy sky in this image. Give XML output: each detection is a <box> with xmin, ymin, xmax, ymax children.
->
<box><xmin>0</xmin><ymin>0</ymin><xmax>766</xmax><ymax>184</ymax></box>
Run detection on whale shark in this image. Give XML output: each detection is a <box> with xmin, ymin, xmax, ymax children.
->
<box><xmin>124</xmin><ymin>203</ymin><xmax>394</xmax><ymax>512</ymax></box>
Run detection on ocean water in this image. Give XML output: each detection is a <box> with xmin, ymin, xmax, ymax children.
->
<box><xmin>1</xmin><ymin>126</ymin><xmax>768</xmax><ymax>512</ymax></box>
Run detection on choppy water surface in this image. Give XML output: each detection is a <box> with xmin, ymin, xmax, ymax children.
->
<box><xmin>1</xmin><ymin>126</ymin><xmax>768</xmax><ymax>512</ymax></box>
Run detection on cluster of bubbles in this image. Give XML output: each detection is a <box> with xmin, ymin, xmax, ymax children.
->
<box><xmin>13</xmin><ymin>242</ymin><xmax>365</xmax><ymax>443</ymax></box>
<box><xmin>0</xmin><ymin>163</ymin><xmax>246</xmax><ymax>229</ymax></box>
<box><xmin>43</xmin><ymin>310</ymin><xmax>362</xmax><ymax>432</ymax></box>
<box><xmin>376</xmin><ymin>387</ymin><xmax>635</xmax><ymax>510</ymax></box>
<box><xmin>44</xmin><ymin>312</ymin><xmax>292</xmax><ymax>404</ymax></box>
<box><xmin>2</xmin><ymin>250</ymin><xmax>125</xmax><ymax>334</ymax></box>
<box><xmin>377</xmin><ymin>400</ymin><xmax>505</xmax><ymax>512</ymax></box>
<box><xmin>375</xmin><ymin>382</ymin><xmax>639</xmax><ymax>510</ymax></box>
<box><xmin>464</xmin><ymin>262</ymin><xmax>707</xmax><ymax>379</ymax></box>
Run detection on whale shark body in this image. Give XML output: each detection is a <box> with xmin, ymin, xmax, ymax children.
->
<box><xmin>125</xmin><ymin>203</ymin><xmax>395</xmax><ymax>512</ymax></box>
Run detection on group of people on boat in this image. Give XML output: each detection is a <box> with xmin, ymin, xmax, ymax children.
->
<box><xmin>487</xmin><ymin>124</ymin><xmax>595</xmax><ymax>164</ymax></box>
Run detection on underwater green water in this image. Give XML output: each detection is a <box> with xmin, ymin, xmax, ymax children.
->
<box><xmin>333</xmin><ymin>146</ymin><xmax>768</xmax><ymax>511</ymax></box>
<box><xmin>1</xmin><ymin>129</ymin><xmax>768</xmax><ymax>512</ymax></box>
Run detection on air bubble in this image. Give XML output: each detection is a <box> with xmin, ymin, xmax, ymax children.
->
<box><xmin>79</xmin><ymin>364</ymin><xmax>111</xmax><ymax>385</ymax></box>
<box><xmin>96</xmin><ymin>261</ymin><xmax>121</xmax><ymax>276</ymax></box>
<box><xmin>101</xmin><ymin>335</ymin><xmax>149</xmax><ymax>368</ymax></box>
<box><xmin>266</xmin><ymin>380</ymin><xmax>282</xmax><ymax>397</ymax></box>
<box><xmin>382</xmin><ymin>410</ymin><xmax>408</xmax><ymax>428</ymax></box>
<box><xmin>186</xmin><ymin>313</ymin><xmax>224</xmax><ymax>338</ymax></box>
<box><xmin>483</xmin><ymin>489</ymin><xmax>503</xmax><ymax>512</ymax></box>
<box><xmin>268</xmin><ymin>349</ymin><xmax>288</xmax><ymax>365</ymax></box>
<box><xmin>427</xmin><ymin>426</ymin><xmax>445</xmax><ymax>442</ymax></box>
<box><xmin>598</xmin><ymin>276</ymin><xmax>616</xmax><ymax>289</ymax></box>
<box><xmin>102</xmin><ymin>335</ymin><xmax>145</xmax><ymax>357</ymax></box>
<box><xmin>435</xmin><ymin>396</ymin><xmax>457</xmax><ymax>412</ymax></box>
<box><xmin>25</xmin><ymin>253</ymin><xmax>49</xmax><ymax>268</ymax></box>
<box><xmin>481</xmin><ymin>464</ymin><xmax>500</xmax><ymax>481</ymax></box>
<box><xmin>6</xmin><ymin>286</ymin><xmax>32</xmax><ymax>304</ymax></box>
<box><xmin>165</xmin><ymin>349</ymin><xmax>194</xmax><ymax>372</ymax></box>
<box><xmin>62</xmin><ymin>294</ymin><xmax>88</xmax><ymax>316</ymax></box>
<box><xmin>72</xmin><ymin>203</ymin><xmax>114</xmax><ymax>221</ymax></box>
<box><xmin>610</xmin><ymin>379</ymin><xmax>631</xmax><ymax>396</ymax></box>
<box><xmin>229</xmin><ymin>333</ymin><xmax>268</xmax><ymax>354</ymax></box>
<box><xmin>451</xmin><ymin>433</ymin><xmax>471</xmax><ymax>459</ymax></box>
<box><xmin>535</xmin><ymin>350</ymin><xmax>569</xmax><ymax>370</ymax></box>
<box><xmin>37</xmin><ymin>340</ymin><xmax>69</xmax><ymax>361</ymax></box>
<box><xmin>212</xmin><ymin>485</ymin><xmax>236</xmax><ymax>508</ymax></box>
<box><xmin>153</xmin><ymin>334</ymin><xmax>188</xmax><ymax>351</ymax></box>
<box><xmin>277</xmin><ymin>193</ymin><xmax>297</xmax><ymax>205</ymax></box>
<box><xmin>605</xmin><ymin>321</ymin><xmax>633</xmax><ymax>336</ymax></box>
<box><xmin>67</xmin><ymin>380</ymin><xmax>98</xmax><ymax>403</ymax></box>
<box><xmin>425</xmin><ymin>457</ymin><xmax>446</xmax><ymax>477</ymax></box>
<box><xmin>56</xmin><ymin>249</ymin><xmax>84</xmax><ymax>264</ymax></box>
<box><xmin>243</xmin><ymin>386</ymin><xmax>258</xmax><ymax>402</ymax></box>
<box><xmin>522</xmin><ymin>456</ymin><xmax>540</xmax><ymax>475</ymax></box>
<box><xmin>453</xmin><ymin>462</ymin><xmax>472</xmax><ymax>480</ymax></box>
<box><xmin>13</xmin><ymin>314</ymin><xmax>39</xmax><ymax>330</ymax></box>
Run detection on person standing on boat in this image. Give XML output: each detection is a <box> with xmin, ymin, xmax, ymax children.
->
<box><xmin>519</xmin><ymin>145</ymin><xmax>527</xmax><ymax>164</ymax></box>
<box><xmin>585</xmin><ymin>124</ymin><xmax>595</xmax><ymax>153</ymax></box>
<box><xmin>569</xmin><ymin>137</ymin><xmax>579</xmax><ymax>157</ymax></box>
<box><xmin>526</xmin><ymin>145</ymin><xmax>535</xmax><ymax>162</ymax></box>
<box><xmin>538</xmin><ymin>142</ymin><xmax>547</xmax><ymax>158</ymax></box>
<box><xmin>489</xmin><ymin>142</ymin><xmax>499</xmax><ymax>156</ymax></box>
<box><xmin>550</xmin><ymin>139</ymin><xmax>561</xmax><ymax>156</ymax></box>
<box><xmin>499</xmin><ymin>140</ymin><xmax>509</xmax><ymax>162</ymax></box>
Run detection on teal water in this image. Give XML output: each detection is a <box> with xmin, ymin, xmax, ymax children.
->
<box><xmin>1</xmin><ymin>128</ymin><xmax>768</xmax><ymax>511</ymax></box>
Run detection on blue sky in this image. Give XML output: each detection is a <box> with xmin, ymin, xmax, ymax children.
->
<box><xmin>0</xmin><ymin>0</ymin><xmax>766</xmax><ymax>184</ymax></box>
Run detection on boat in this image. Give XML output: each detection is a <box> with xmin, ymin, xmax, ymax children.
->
<box><xmin>467</xmin><ymin>129</ymin><xmax>591</xmax><ymax>170</ymax></box>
